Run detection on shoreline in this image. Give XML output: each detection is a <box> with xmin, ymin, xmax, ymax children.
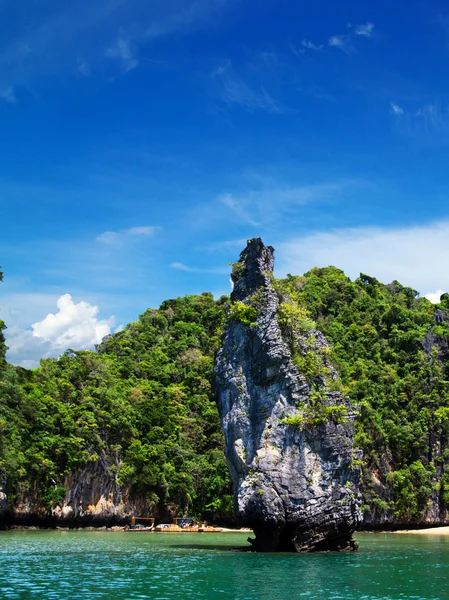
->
<box><xmin>1</xmin><ymin>524</ymin><xmax>253</xmax><ymax>533</ymax></box>
<box><xmin>393</xmin><ymin>526</ymin><xmax>449</xmax><ymax>536</ymax></box>
<box><xmin>5</xmin><ymin>524</ymin><xmax>449</xmax><ymax>536</ymax></box>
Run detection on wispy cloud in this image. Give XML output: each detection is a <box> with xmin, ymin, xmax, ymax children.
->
<box><xmin>96</xmin><ymin>226</ymin><xmax>160</xmax><ymax>246</ymax></box>
<box><xmin>77</xmin><ymin>58</ymin><xmax>91</xmax><ymax>76</ymax></box>
<box><xmin>390</xmin><ymin>101</ymin><xmax>449</xmax><ymax>139</ymax></box>
<box><xmin>212</xmin><ymin>60</ymin><xmax>286</xmax><ymax>114</ymax></box>
<box><xmin>390</xmin><ymin>102</ymin><xmax>404</xmax><ymax>116</ymax></box>
<box><xmin>0</xmin><ymin>0</ymin><xmax>232</xmax><ymax>90</ymax></box>
<box><xmin>0</xmin><ymin>86</ymin><xmax>17</xmax><ymax>103</ymax></box>
<box><xmin>219</xmin><ymin>192</ymin><xmax>260</xmax><ymax>226</ymax></box>
<box><xmin>355</xmin><ymin>22</ymin><xmax>375</xmax><ymax>38</ymax></box>
<box><xmin>106</xmin><ymin>34</ymin><xmax>139</xmax><ymax>74</ymax></box>
<box><xmin>216</xmin><ymin>179</ymin><xmax>362</xmax><ymax>227</ymax></box>
<box><xmin>328</xmin><ymin>35</ymin><xmax>354</xmax><ymax>54</ymax></box>
<box><xmin>169</xmin><ymin>261</ymin><xmax>227</xmax><ymax>274</ymax></box>
<box><xmin>301</xmin><ymin>39</ymin><xmax>323</xmax><ymax>51</ymax></box>
<box><xmin>328</xmin><ymin>22</ymin><xmax>376</xmax><ymax>54</ymax></box>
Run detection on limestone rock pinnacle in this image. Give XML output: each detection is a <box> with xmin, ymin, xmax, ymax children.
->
<box><xmin>214</xmin><ymin>238</ymin><xmax>361</xmax><ymax>551</ymax></box>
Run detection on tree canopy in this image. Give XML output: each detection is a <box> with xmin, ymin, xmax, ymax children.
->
<box><xmin>1</xmin><ymin>265</ymin><xmax>449</xmax><ymax>524</ymax></box>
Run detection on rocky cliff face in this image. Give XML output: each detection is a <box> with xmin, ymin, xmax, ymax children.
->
<box><xmin>214</xmin><ymin>238</ymin><xmax>361</xmax><ymax>551</ymax></box>
<box><xmin>0</xmin><ymin>454</ymin><xmax>162</xmax><ymax>527</ymax></box>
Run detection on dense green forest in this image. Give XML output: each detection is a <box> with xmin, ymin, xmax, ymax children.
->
<box><xmin>1</xmin><ymin>263</ymin><xmax>449</xmax><ymax>525</ymax></box>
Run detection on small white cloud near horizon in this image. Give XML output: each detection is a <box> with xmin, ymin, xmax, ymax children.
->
<box><xmin>277</xmin><ymin>220</ymin><xmax>449</xmax><ymax>297</ymax></box>
<box><xmin>96</xmin><ymin>226</ymin><xmax>159</xmax><ymax>246</ymax></box>
<box><xmin>425</xmin><ymin>289</ymin><xmax>445</xmax><ymax>304</ymax></box>
<box><xmin>32</xmin><ymin>294</ymin><xmax>114</xmax><ymax>350</ymax></box>
<box><xmin>6</xmin><ymin>294</ymin><xmax>115</xmax><ymax>368</ymax></box>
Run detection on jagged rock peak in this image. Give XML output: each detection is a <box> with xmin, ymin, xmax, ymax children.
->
<box><xmin>231</xmin><ymin>238</ymin><xmax>275</xmax><ymax>302</ymax></box>
<box><xmin>214</xmin><ymin>238</ymin><xmax>361</xmax><ymax>552</ymax></box>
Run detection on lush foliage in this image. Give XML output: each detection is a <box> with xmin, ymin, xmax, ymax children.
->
<box><xmin>0</xmin><ymin>293</ymin><xmax>233</xmax><ymax>520</ymax></box>
<box><xmin>2</xmin><ymin>263</ymin><xmax>449</xmax><ymax>524</ymax></box>
<box><xmin>279</xmin><ymin>267</ymin><xmax>449</xmax><ymax>521</ymax></box>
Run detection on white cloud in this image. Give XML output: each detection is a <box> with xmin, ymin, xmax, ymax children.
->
<box><xmin>212</xmin><ymin>60</ymin><xmax>285</xmax><ymax>114</ymax></box>
<box><xmin>169</xmin><ymin>261</ymin><xmax>228</xmax><ymax>274</ymax></box>
<box><xmin>219</xmin><ymin>192</ymin><xmax>260</xmax><ymax>226</ymax></box>
<box><xmin>6</xmin><ymin>294</ymin><xmax>115</xmax><ymax>367</ymax></box>
<box><xmin>96</xmin><ymin>226</ymin><xmax>159</xmax><ymax>245</ymax></box>
<box><xmin>328</xmin><ymin>22</ymin><xmax>375</xmax><ymax>53</ymax></box>
<box><xmin>414</xmin><ymin>103</ymin><xmax>449</xmax><ymax>133</ymax></box>
<box><xmin>32</xmin><ymin>293</ymin><xmax>114</xmax><ymax>348</ymax></box>
<box><xmin>390</xmin><ymin>102</ymin><xmax>404</xmax><ymax>116</ymax></box>
<box><xmin>0</xmin><ymin>86</ymin><xmax>17</xmax><ymax>103</ymax></box>
<box><xmin>328</xmin><ymin>35</ymin><xmax>353</xmax><ymax>53</ymax></box>
<box><xmin>170</xmin><ymin>261</ymin><xmax>192</xmax><ymax>271</ymax></box>
<box><xmin>217</xmin><ymin>180</ymin><xmax>362</xmax><ymax>226</ymax></box>
<box><xmin>106</xmin><ymin>35</ymin><xmax>139</xmax><ymax>74</ymax></box>
<box><xmin>276</xmin><ymin>220</ymin><xmax>449</xmax><ymax>297</ymax></box>
<box><xmin>390</xmin><ymin>101</ymin><xmax>449</xmax><ymax>139</ymax></box>
<box><xmin>301</xmin><ymin>39</ymin><xmax>322</xmax><ymax>50</ymax></box>
<box><xmin>425</xmin><ymin>290</ymin><xmax>445</xmax><ymax>304</ymax></box>
<box><xmin>77</xmin><ymin>57</ymin><xmax>91</xmax><ymax>76</ymax></box>
<box><xmin>0</xmin><ymin>0</ymin><xmax>231</xmax><ymax>89</ymax></box>
<box><xmin>355</xmin><ymin>22</ymin><xmax>375</xmax><ymax>38</ymax></box>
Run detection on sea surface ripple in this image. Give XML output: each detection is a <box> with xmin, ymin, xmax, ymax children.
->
<box><xmin>1</xmin><ymin>531</ymin><xmax>448</xmax><ymax>599</ymax></box>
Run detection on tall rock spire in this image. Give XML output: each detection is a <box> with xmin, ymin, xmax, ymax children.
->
<box><xmin>214</xmin><ymin>238</ymin><xmax>361</xmax><ymax>551</ymax></box>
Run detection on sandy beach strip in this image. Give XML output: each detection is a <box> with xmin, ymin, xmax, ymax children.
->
<box><xmin>394</xmin><ymin>526</ymin><xmax>449</xmax><ymax>535</ymax></box>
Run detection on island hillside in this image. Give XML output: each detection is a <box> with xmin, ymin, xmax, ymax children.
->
<box><xmin>1</xmin><ymin>249</ymin><xmax>449</xmax><ymax>530</ymax></box>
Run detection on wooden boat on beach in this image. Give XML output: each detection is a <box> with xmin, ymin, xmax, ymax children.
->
<box><xmin>154</xmin><ymin>518</ymin><xmax>222</xmax><ymax>533</ymax></box>
<box><xmin>155</xmin><ymin>517</ymin><xmax>198</xmax><ymax>532</ymax></box>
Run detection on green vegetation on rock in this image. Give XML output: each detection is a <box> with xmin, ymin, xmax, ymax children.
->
<box><xmin>1</xmin><ymin>262</ymin><xmax>449</xmax><ymax>525</ymax></box>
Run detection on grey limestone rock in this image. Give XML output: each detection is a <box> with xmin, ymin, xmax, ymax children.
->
<box><xmin>214</xmin><ymin>238</ymin><xmax>361</xmax><ymax>551</ymax></box>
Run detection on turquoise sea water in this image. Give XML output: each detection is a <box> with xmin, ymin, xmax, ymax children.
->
<box><xmin>1</xmin><ymin>531</ymin><xmax>449</xmax><ymax>600</ymax></box>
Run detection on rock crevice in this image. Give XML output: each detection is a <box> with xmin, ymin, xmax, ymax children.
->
<box><xmin>214</xmin><ymin>238</ymin><xmax>361</xmax><ymax>551</ymax></box>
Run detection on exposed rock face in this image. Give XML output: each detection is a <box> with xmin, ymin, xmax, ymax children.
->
<box><xmin>214</xmin><ymin>238</ymin><xmax>361</xmax><ymax>551</ymax></box>
<box><xmin>0</xmin><ymin>455</ymin><xmax>163</xmax><ymax>527</ymax></box>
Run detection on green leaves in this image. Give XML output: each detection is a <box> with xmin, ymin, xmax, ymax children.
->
<box><xmin>0</xmin><ymin>291</ymin><xmax>233</xmax><ymax>519</ymax></box>
<box><xmin>1</xmin><ymin>259</ymin><xmax>449</xmax><ymax>525</ymax></box>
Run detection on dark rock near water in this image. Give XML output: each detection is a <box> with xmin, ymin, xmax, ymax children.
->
<box><xmin>214</xmin><ymin>238</ymin><xmax>362</xmax><ymax>552</ymax></box>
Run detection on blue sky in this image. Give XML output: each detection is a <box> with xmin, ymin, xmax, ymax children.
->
<box><xmin>2</xmin><ymin>0</ymin><xmax>449</xmax><ymax>366</ymax></box>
